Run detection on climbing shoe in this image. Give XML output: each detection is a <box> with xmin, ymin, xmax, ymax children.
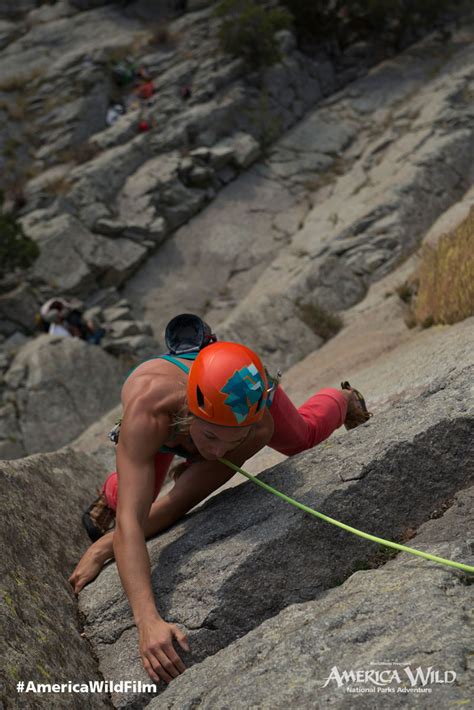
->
<box><xmin>82</xmin><ymin>490</ymin><xmax>115</xmax><ymax>542</ymax></box>
<box><xmin>341</xmin><ymin>381</ymin><xmax>373</xmax><ymax>430</ymax></box>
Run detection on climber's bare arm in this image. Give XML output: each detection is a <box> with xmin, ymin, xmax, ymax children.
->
<box><xmin>110</xmin><ymin>390</ymin><xmax>191</xmax><ymax>684</ymax></box>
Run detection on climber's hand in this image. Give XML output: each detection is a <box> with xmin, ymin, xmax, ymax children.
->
<box><xmin>68</xmin><ymin>543</ymin><xmax>109</xmax><ymax>594</ymax></box>
<box><xmin>139</xmin><ymin>616</ymin><xmax>190</xmax><ymax>683</ymax></box>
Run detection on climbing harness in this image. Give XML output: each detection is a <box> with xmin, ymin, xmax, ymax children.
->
<box><xmin>219</xmin><ymin>458</ymin><xmax>474</xmax><ymax>575</ymax></box>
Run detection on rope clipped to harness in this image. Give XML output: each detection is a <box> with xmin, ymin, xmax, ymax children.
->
<box><xmin>219</xmin><ymin>458</ymin><xmax>474</xmax><ymax>575</ymax></box>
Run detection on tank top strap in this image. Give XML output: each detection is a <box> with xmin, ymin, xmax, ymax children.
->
<box><xmin>125</xmin><ymin>351</ymin><xmax>199</xmax><ymax>381</ymax></box>
<box><xmin>158</xmin><ymin>353</ymin><xmax>196</xmax><ymax>374</ymax></box>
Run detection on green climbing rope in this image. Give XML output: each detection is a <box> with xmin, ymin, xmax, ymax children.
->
<box><xmin>219</xmin><ymin>458</ymin><xmax>474</xmax><ymax>575</ymax></box>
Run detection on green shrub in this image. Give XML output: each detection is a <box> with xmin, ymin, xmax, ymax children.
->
<box><xmin>281</xmin><ymin>0</ymin><xmax>456</xmax><ymax>47</ymax></box>
<box><xmin>413</xmin><ymin>208</ymin><xmax>474</xmax><ymax>327</ymax></box>
<box><xmin>0</xmin><ymin>191</ymin><xmax>39</xmax><ymax>278</ymax></box>
<box><xmin>215</xmin><ymin>0</ymin><xmax>292</xmax><ymax>69</ymax></box>
<box><xmin>297</xmin><ymin>300</ymin><xmax>343</xmax><ymax>340</ymax></box>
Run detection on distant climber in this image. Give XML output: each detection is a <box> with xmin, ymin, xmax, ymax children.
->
<box><xmin>135</xmin><ymin>79</ymin><xmax>154</xmax><ymax>101</ymax></box>
<box><xmin>39</xmin><ymin>298</ymin><xmax>105</xmax><ymax>344</ymax></box>
<box><xmin>106</xmin><ymin>103</ymin><xmax>126</xmax><ymax>127</ymax></box>
<box><xmin>69</xmin><ymin>314</ymin><xmax>371</xmax><ymax>685</ymax></box>
<box><xmin>138</xmin><ymin>118</ymin><xmax>151</xmax><ymax>132</ymax></box>
<box><xmin>111</xmin><ymin>58</ymin><xmax>137</xmax><ymax>87</ymax></box>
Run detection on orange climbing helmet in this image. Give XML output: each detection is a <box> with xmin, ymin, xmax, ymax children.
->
<box><xmin>187</xmin><ymin>341</ymin><xmax>269</xmax><ymax>427</ymax></box>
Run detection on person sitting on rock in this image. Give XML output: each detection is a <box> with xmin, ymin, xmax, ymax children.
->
<box><xmin>40</xmin><ymin>298</ymin><xmax>104</xmax><ymax>344</ymax></box>
<box><xmin>40</xmin><ymin>298</ymin><xmax>77</xmax><ymax>337</ymax></box>
<box><xmin>69</xmin><ymin>314</ymin><xmax>371</xmax><ymax>684</ymax></box>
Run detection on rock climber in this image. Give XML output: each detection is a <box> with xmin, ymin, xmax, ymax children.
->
<box><xmin>69</xmin><ymin>314</ymin><xmax>371</xmax><ymax>685</ymax></box>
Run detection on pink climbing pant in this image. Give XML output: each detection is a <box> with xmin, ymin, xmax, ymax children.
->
<box><xmin>102</xmin><ymin>386</ymin><xmax>347</xmax><ymax>511</ymax></box>
<box><xmin>267</xmin><ymin>386</ymin><xmax>347</xmax><ymax>455</ymax></box>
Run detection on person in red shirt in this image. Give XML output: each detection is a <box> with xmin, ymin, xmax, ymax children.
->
<box><xmin>135</xmin><ymin>80</ymin><xmax>154</xmax><ymax>100</ymax></box>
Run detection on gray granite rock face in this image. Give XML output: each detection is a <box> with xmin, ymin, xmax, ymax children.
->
<box><xmin>4</xmin><ymin>4</ymin><xmax>471</xmax><ymax>391</ymax></box>
<box><xmin>117</xmin><ymin>24</ymin><xmax>474</xmax><ymax>371</ymax></box>
<box><xmin>217</xmin><ymin>29</ymin><xmax>474</xmax><ymax>369</ymax></box>
<box><xmin>122</xmin><ymin>165</ymin><xmax>311</xmax><ymax>350</ymax></box>
<box><xmin>79</xmin><ymin>321</ymin><xmax>473</xmax><ymax>707</ymax></box>
<box><xmin>0</xmin><ymin>0</ymin><xmax>340</xmax><ymax>326</ymax></box>
<box><xmin>0</xmin><ymin>449</ymin><xmax>112</xmax><ymax>709</ymax></box>
<box><xmin>153</xmin><ymin>486</ymin><xmax>473</xmax><ymax>709</ymax></box>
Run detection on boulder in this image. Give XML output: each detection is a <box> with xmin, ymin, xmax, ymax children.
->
<box><xmin>228</xmin><ymin>132</ymin><xmax>261</xmax><ymax>169</ymax></box>
<box><xmin>0</xmin><ymin>449</ymin><xmax>111</xmax><ymax>708</ymax></box>
<box><xmin>186</xmin><ymin>165</ymin><xmax>215</xmax><ymax>188</ymax></box>
<box><xmin>93</xmin><ymin>218</ymin><xmax>127</xmax><ymax>237</ymax></box>
<box><xmin>3</xmin><ymin>335</ymin><xmax>125</xmax><ymax>455</ymax></box>
<box><xmin>207</xmin><ymin>144</ymin><xmax>235</xmax><ymax>170</ymax></box>
<box><xmin>26</xmin><ymin>214</ymin><xmax>147</xmax><ymax>297</ymax></box>
<box><xmin>0</xmin><ymin>283</ymin><xmax>40</xmax><ymax>337</ymax></box>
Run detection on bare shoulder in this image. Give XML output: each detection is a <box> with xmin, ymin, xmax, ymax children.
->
<box><xmin>119</xmin><ymin>368</ymin><xmax>186</xmax><ymax>461</ymax></box>
<box><xmin>122</xmin><ymin>358</ymin><xmax>187</xmax><ymax>406</ymax></box>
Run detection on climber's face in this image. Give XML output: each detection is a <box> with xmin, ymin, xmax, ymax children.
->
<box><xmin>189</xmin><ymin>418</ymin><xmax>251</xmax><ymax>461</ymax></box>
